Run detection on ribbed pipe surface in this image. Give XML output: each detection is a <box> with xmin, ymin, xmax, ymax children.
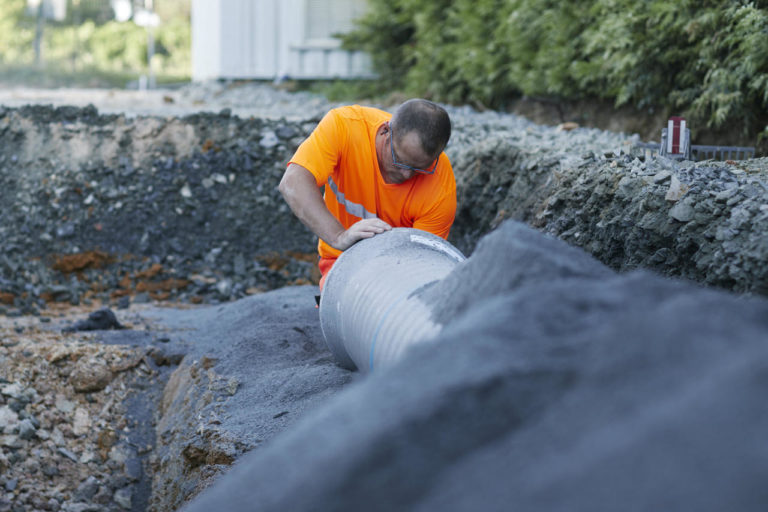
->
<box><xmin>319</xmin><ymin>228</ymin><xmax>465</xmax><ymax>372</ymax></box>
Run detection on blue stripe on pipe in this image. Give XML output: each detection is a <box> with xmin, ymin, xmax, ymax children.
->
<box><xmin>369</xmin><ymin>290</ymin><xmax>412</xmax><ymax>371</ymax></box>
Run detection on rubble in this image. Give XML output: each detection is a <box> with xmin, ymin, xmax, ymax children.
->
<box><xmin>449</xmin><ymin>135</ymin><xmax>768</xmax><ymax>295</ymax></box>
<box><xmin>0</xmin><ymin>305</ymin><xmax>170</xmax><ymax>512</ymax></box>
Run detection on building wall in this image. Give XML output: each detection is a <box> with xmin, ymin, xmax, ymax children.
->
<box><xmin>191</xmin><ymin>0</ymin><xmax>373</xmax><ymax>81</ymax></box>
<box><xmin>191</xmin><ymin>0</ymin><xmax>223</xmax><ymax>79</ymax></box>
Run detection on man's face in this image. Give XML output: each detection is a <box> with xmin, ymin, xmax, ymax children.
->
<box><xmin>379</xmin><ymin>125</ymin><xmax>436</xmax><ymax>185</ymax></box>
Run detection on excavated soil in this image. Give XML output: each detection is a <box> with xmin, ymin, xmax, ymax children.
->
<box><xmin>1</xmin><ymin>82</ymin><xmax>767</xmax><ymax>512</ymax></box>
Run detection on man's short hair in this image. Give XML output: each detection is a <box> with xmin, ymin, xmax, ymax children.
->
<box><xmin>391</xmin><ymin>99</ymin><xmax>451</xmax><ymax>157</ymax></box>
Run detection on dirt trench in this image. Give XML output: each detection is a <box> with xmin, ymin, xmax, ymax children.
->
<box><xmin>1</xmin><ymin>101</ymin><xmax>767</xmax><ymax>511</ymax></box>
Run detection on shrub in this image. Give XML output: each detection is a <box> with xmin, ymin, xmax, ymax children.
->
<box><xmin>344</xmin><ymin>0</ymin><xmax>768</xmax><ymax>141</ymax></box>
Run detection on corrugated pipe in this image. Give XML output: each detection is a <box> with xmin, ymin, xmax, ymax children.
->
<box><xmin>319</xmin><ymin>228</ymin><xmax>465</xmax><ymax>372</ymax></box>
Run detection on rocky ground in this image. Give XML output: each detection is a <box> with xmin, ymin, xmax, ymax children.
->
<box><xmin>1</xmin><ymin>81</ymin><xmax>766</xmax><ymax>511</ymax></box>
<box><xmin>0</xmin><ymin>302</ymin><xmax>181</xmax><ymax>512</ymax></box>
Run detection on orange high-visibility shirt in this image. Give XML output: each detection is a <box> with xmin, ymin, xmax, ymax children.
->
<box><xmin>289</xmin><ymin>105</ymin><xmax>456</xmax><ymax>262</ymax></box>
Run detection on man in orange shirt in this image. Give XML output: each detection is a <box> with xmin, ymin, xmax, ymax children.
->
<box><xmin>279</xmin><ymin>99</ymin><xmax>456</xmax><ymax>290</ymax></box>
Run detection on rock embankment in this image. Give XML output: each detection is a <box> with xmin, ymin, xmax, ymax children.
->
<box><xmin>0</xmin><ymin>105</ymin><xmax>320</xmax><ymax>314</ymax></box>
<box><xmin>449</xmin><ymin>131</ymin><xmax>768</xmax><ymax>295</ymax></box>
<box><xmin>3</xmin><ymin>98</ymin><xmax>765</xmax><ymax>318</ymax></box>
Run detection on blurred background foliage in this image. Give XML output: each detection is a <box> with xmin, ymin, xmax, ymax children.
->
<box><xmin>343</xmin><ymin>0</ymin><xmax>768</xmax><ymax>143</ymax></box>
<box><xmin>0</xmin><ymin>0</ymin><xmax>190</xmax><ymax>87</ymax></box>
<box><xmin>0</xmin><ymin>0</ymin><xmax>764</xmax><ymax>145</ymax></box>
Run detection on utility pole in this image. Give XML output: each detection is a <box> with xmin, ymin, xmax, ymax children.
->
<box><xmin>135</xmin><ymin>0</ymin><xmax>159</xmax><ymax>90</ymax></box>
<box><xmin>34</xmin><ymin>0</ymin><xmax>44</xmax><ymax>67</ymax></box>
<box><xmin>146</xmin><ymin>0</ymin><xmax>155</xmax><ymax>89</ymax></box>
<box><xmin>72</xmin><ymin>0</ymin><xmax>81</xmax><ymax>73</ymax></box>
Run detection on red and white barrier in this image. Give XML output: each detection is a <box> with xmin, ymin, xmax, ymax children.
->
<box><xmin>667</xmin><ymin>116</ymin><xmax>686</xmax><ymax>155</ymax></box>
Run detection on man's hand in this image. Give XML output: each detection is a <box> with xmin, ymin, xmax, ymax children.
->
<box><xmin>331</xmin><ymin>218</ymin><xmax>392</xmax><ymax>251</ymax></box>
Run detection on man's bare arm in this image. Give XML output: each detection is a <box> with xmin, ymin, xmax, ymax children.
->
<box><xmin>279</xmin><ymin>164</ymin><xmax>391</xmax><ymax>251</ymax></box>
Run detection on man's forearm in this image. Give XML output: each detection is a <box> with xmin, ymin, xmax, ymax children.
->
<box><xmin>279</xmin><ymin>164</ymin><xmax>392</xmax><ymax>251</ymax></box>
<box><xmin>279</xmin><ymin>164</ymin><xmax>345</xmax><ymax>246</ymax></box>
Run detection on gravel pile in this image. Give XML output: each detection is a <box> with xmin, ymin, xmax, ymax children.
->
<box><xmin>0</xmin><ymin>104</ymin><xmax>322</xmax><ymax>316</ymax></box>
<box><xmin>182</xmin><ymin>220</ymin><xmax>768</xmax><ymax>512</ymax></box>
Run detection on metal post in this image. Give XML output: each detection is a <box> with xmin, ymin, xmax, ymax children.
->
<box><xmin>147</xmin><ymin>25</ymin><xmax>156</xmax><ymax>89</ymax></box>
<box><xmin>146</xmin><ymin>0</ymin><xmax>155</xmax><ymax>89</ymax></box>
<box><xmin>34</xmin><ymin>1</ymin><xmax>44</xmax><ymax>67</ymax></box>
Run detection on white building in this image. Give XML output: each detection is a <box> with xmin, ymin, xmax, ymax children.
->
<box><xmin>191</xmin><ymin>0</ymin><xmax>374</xmax><ymax>81</ymax></box>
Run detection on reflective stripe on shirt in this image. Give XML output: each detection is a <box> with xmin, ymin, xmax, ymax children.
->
<box><xmin>328</xmin><ymin>177</ymin><xmax>377</xmax><ymax>220</ymax></box>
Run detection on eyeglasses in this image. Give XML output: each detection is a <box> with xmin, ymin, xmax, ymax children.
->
<box><xmin>388</xmin><ymin>122</ymin><xmax>438</xmax><ymax>175</ymax></box>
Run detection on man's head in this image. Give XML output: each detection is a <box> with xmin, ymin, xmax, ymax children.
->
<box><xmin>391</xmin><ymin>99</ymin><xmax>451</xmax><ymax>157</ymax></box>
<box><xmin>377</xmin><ymin>99</ymin><xmax>451</xmax><ymax>185</ymax></box>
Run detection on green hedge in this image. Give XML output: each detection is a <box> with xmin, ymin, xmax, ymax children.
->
<box><xmin>344</xmin><ymin>0</ymin><xmax>768</xmax><ymax>140</ymax></box>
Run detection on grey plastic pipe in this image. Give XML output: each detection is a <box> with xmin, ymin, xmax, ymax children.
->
<box><xmin>319</xmin><ymin>228</ymin><xmax>465</xmax><ymax>372</ymax></box>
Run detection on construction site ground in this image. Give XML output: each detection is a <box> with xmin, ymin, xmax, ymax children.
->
<box><xmin>1</xmin><ymin>82</ymin><xmax>767</xmax><ymax>512</ymax></box>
